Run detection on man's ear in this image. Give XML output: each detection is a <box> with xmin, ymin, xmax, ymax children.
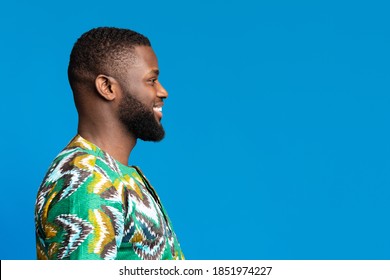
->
<box><xmin>95</xmin><ymin>75</ymin><xmax>119</xmax><ymax>101</ymax></box>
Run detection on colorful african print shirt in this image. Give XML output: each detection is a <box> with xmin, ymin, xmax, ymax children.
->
<box><xmin>35</xmin><ymin>135</ymin><xmax>184</xmax><ymax>260</ymax></box>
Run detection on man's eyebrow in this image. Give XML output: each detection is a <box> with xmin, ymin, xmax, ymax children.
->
<box><xmin>148</xmin><ymin>69</ymin><xmax>160</xmax><ymax>76</ymax></box>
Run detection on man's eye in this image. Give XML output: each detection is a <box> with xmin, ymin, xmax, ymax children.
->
<box><xmin>148</xmin><ymin>78</ymin><xmax>157</xmax><ymax>85</ymax></box>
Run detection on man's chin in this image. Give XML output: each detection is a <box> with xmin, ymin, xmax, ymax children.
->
<box><xmin>139</xmin><ymin>135</ymin><xmax>165</xmax><ymax>142</ymax></box>
<box><xmin>137</xmin><ymin>127</ymin><xmax>165</xmax><ymax>142</ymax></box>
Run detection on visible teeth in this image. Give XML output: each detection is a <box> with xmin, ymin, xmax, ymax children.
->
<box><xmin>154</xmin><ymin>107</ymin><xmax>162</xmax><ymax>112</ymax></box>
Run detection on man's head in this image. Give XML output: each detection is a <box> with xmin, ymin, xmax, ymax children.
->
<box><xmin>68</xmin><ymin>27</ymin><xmax>168</xmax><ymax>142</ymax></box>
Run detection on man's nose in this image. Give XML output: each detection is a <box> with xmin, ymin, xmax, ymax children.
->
<box><xmin>157</xmin><ymin>81</ymin><xmax>168</xmax><ymax>99</ymax></box>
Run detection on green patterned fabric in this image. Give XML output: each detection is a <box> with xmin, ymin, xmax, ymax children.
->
<box><xmin>35</xmin><ymin>135</ymin><xmax>184</xmax><ymax>260</ymax></box>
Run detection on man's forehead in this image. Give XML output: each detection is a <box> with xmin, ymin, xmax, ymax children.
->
<box><xmin>130</xmin><ymin>45</ymin><xmax>158</xmax><ymax>66</ymax></box>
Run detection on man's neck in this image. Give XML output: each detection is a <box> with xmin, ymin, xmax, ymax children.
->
<box><xmin>77</xmin><ymin>123</ymin><xmax>136</xmax><ymax>166</ymax></box>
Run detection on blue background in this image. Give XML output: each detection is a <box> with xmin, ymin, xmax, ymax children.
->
<box><xmin>0</xmin><ymin>0</ymin><xmax>389</xmax><ymax>260</ymax></box>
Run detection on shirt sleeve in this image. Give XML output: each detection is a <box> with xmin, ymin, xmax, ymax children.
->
<box><xmin>42</xmin><ymin>162</ymin><xmax>125</xmax><ymax>260</ymax></box>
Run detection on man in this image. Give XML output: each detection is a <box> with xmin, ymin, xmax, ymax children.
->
<box><xmin>35</xmin><ymin>27</ymin><xmax>184</xmax><ymax>260</ymax></box>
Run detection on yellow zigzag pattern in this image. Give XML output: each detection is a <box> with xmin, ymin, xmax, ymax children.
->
<box><xmin>88</xmin><ymin>170</ymin><xmax>112</xmax><ymax>194</ymax></box>
<box><xmin>88</xmin><ymin>209</ymin><xmax>115</xmax><ymax>255</ymax></box>
<box><xmin>68</xmin><ymin>137</ymin><xmax>96</xmax><ymax>151</ymax></box>
<box><xmin>122</xmin><ymin>174</ymin><xmax>144</xmax><ymax>199</ymax></box>
<box><xmin>42</xmin><ymin>190</ymin><xmax>58</xmax><ymax>239</ymax></box>
<box><xmin>71</xmin><ymin>154</ymin><xmax>96</xmax><ymax>170</ymax></box>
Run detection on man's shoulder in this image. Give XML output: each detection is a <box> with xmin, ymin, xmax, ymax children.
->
<box><xmin>41</xmin><ymin>135</ymin><xmax>135</xmax><ymax>189</ymax></box>
<box><xmin>39</xmin><ymin>136</ymin><xmax>117</xmax><ymax>193</ymax></box>
<box><xmin>51</xmin><ymin>136</ymin><xmax>101</xmax><ymax>172</ymax></box>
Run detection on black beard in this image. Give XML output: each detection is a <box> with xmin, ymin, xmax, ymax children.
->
<box><xmin>118</xmin><ymin>92</ymin><xmax>165</xmax><ymax>142</ymax></box>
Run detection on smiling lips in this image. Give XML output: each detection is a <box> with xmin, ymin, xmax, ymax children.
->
<box><xmin>153</xmin><ymin>103</ymin><xmax>163</xmax><ymax>119</ymax></box>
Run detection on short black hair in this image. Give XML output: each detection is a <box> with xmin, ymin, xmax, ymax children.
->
<box><xmin>68</xmin><ymin>27</ymin><xmax>151</xmax><ymax>90</ymax></box>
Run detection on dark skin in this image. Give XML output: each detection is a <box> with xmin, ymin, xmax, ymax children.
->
<box><xmin>74</xmin><ymin>46</ymin><xmax>168</xmax><ymax>165</ymax></box>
